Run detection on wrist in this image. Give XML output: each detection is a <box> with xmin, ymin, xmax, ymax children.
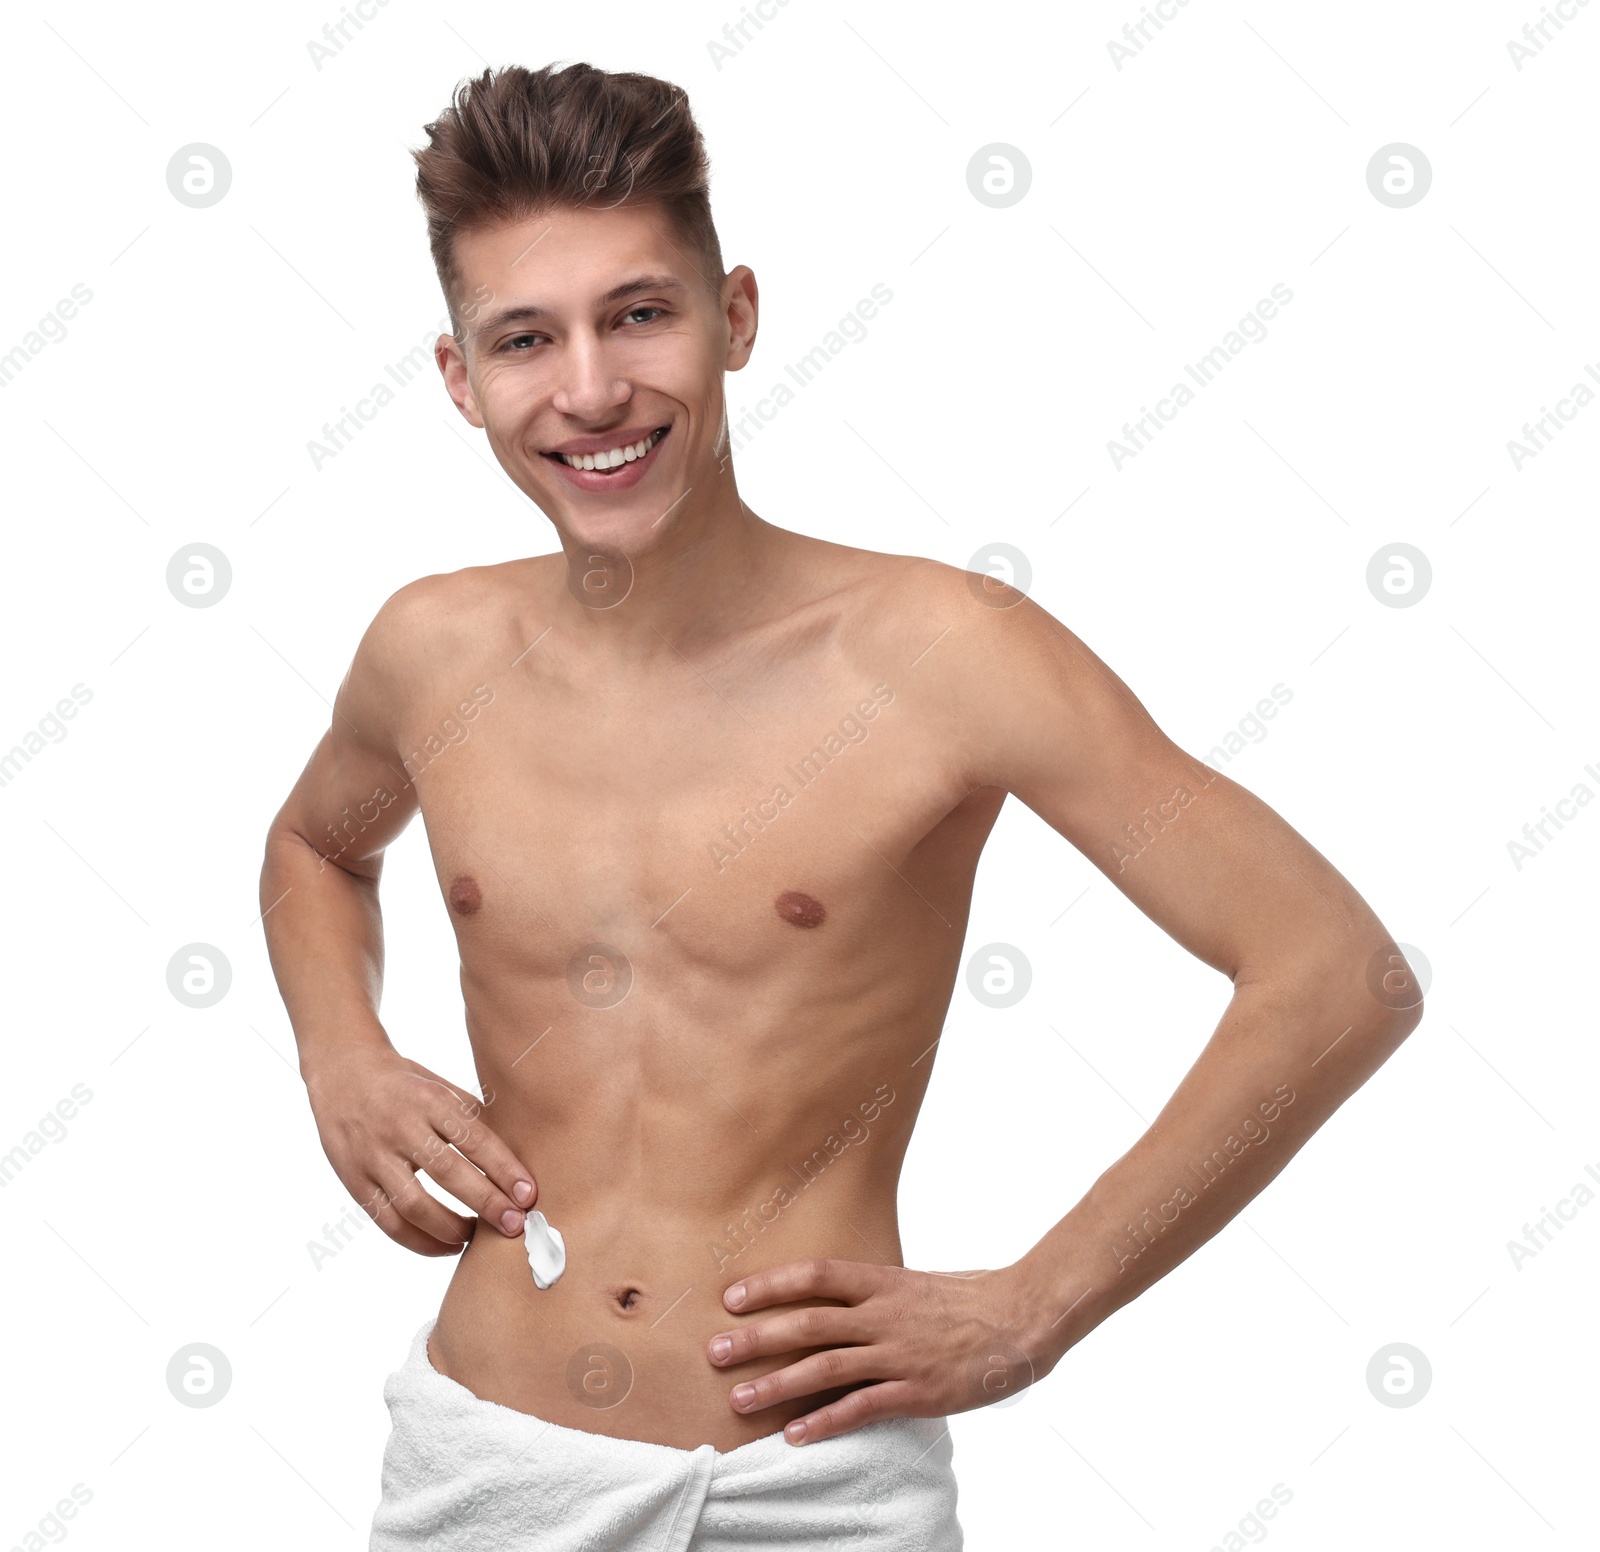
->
<box><xmin>296</xmin><ymin>1021</ymin><xmax>394</xmax><ymax>1086</ymax></box>
<box><xmin>1008</xmin><ymin>1227</ymin><xmax>1117</xmax><ymax>1374</ymax></box>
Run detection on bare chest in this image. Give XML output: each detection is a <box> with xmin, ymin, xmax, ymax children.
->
<box><xmin>400</xmin><ymin>660</ymin><xmax>986</xmax><ymax>990</ymax></box>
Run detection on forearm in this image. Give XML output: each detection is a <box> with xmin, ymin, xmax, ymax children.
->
<box><xmin>259</xmin><ymin>825</ymin><xmax>396</xmax><ymax>1079</ymax></box>
<box><xmin>1014</xmin><ymin>959</ymin><xmax>1421</xmax><ymax>1370</ymax></box>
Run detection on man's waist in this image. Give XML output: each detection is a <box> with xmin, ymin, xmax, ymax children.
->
<box><xmin>460</xmin><ymin>1181</ymin><xmax>904</xmax><ymax>1303</ymax></box>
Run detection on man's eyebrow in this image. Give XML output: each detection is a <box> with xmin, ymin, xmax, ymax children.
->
<box><xmin>470</xmin><ymin>275</ymin><xmax>688</xmax><ymax>338</ymax></box>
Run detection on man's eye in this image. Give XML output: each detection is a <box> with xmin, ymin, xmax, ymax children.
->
<box><xmin>624</xmin><ymin>307</ymin><xmax>664</xmax><ymax>325</ymax></box>
<box><xmin>500</xmin><ymin>334</ymin><xmax>539</xmax><ymax>352</ymax></box>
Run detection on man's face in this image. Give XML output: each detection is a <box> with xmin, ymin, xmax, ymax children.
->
<box><xmin>438</xmin><ymin>202</ymin><xmax>755</xmax><ymax>556</ymax></box>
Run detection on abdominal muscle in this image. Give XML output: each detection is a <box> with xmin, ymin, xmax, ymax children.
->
<box><xmin>426</xmin><ymin>1164</ymin><xmax>907</xmax><ymax>1452</ymax></box>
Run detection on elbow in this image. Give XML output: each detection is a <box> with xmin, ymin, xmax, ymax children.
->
<box><xmin>1353</xmin><ymin>961</ymin><xmax>1423</xmax><ymax>1070</ymax></box>
<box><xmin>1361</xmin><ymin>994</ymin><xmax>1422</xmax><ymax>1078</ymax></box>
<box><xmin>1310</xmin><ymin>938</ymin><xmax>1427</xmax><ymax>1043</ymax></box>
<box><xmin>1369</xmin><ymin>940</ymin><xmax>1425</xmax><ymax>1038</ymax></box>
<box><xmin>261</xmin><ymin>817</ymin><xmax>305</xmax><ymax>876</ymax></box>
<box><xmin>1393</xmin><ymin>990</ymin><xmax>1424</xmax><ymax>1039</ymax></box>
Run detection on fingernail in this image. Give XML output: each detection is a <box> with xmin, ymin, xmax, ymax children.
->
<box><xmin>726</xmin><ymin>1284</ymin><xmax>746</xmax><ymax>1308</ymax></box>
<box><xmin>731</xmin><ymin>1384</ymin><xmax>756</xmax><ymax>1408</ymax></box>
<box><xmin>501</xmin><ymin>1209</ymin><xmax>524</xmax><ymax>1233</ymax></box>
<box><xmin>513</xmin><ymin>1181</ymin><xmax>533</xmax><ymax>1204</ymax></box>
<box><xmin>710</xmin><ymin>1336</ymin><xmax>732</xmax><ymax>1361</ymax></box>
<box><xmin>786</xmin><ymin>1420</ymin><xmax>807</xmax><ymax>1444</ymax></box>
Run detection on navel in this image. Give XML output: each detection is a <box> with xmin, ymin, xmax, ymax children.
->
<box><xmin>774</xmin><ymin>890</ymin><xmax>826</xmax><ymax>928</ymax></box>
<box><xmin>448</xmin><ymin>875</ymin><xmax>483</xmax><ymax>915</ymax></box>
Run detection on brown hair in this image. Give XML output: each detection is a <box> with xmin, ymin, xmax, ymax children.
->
<box><xmin>411</xmin><ymin>62</ymin><xmax>726</xmax><ymax>336</ymax></box>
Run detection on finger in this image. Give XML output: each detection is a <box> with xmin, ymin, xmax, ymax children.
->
<box><xmin>427</xmin><ymin>1091</ymin><xmax>538</xmax><ymax>1218</ymax></box>
<box><xmin>707</xmin><ymin>1304</ymin><xmax>868</xmax><ymax>1366</ymax></box>
<box><xmin>783</xmin><ymin>1379</ymin><xmax>913</xmax><ymax>1446</ymax></box>
<box><xmin>727</xmin><ymin>1348</ymin><xmax>883</xmax><ymax>1417</ymax></box>
<box><xmin>411</xmin><ymin>1127</ymin><xmax>527</xmax><ymax>1236</ymax></box>
<box><xmin>357</xmin><ymin>1176</ymin><xmax>471</xmax><ymax>1257</ymax></box>
<box><xmin>373</xmin><ymin>1165</ymin><xmax>477</xmax><ymax>1250</ymax></box>
<box><xmin>724</xmin><ymin>1257</ymin><xmax>884</xmax><ymax>1313</ymax></box>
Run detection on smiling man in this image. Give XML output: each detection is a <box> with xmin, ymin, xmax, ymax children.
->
<box><xmin>259</xmin><ymin>62</ymin><xmax>1423</xmax><ymax>1552</ymax></box>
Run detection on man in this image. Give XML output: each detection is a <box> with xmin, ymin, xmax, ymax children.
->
<box><xmin>259</xmin><ymin>61</ymin><xmax>1422</xmax><ymax>1552</ymax></box>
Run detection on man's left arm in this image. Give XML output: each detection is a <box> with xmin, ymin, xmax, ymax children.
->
<box><xmin>946</xmin><ymin>582</ymin><xmax>1425</xmax><ymax>1372</ymax></box>
<box><xmin>708</xmin><ymin>570</ymin><xmax>1424</xmax><ymax>1442</ymax></box>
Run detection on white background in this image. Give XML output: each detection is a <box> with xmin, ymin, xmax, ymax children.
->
<box><xmin>1</xmin><ymin>1</ymin><xmax>1594</xmax><ymax>1547</ymax></box>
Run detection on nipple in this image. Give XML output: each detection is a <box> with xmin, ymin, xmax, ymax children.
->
<box><xmin>774</xmin><ymin>890</ymin><xmax>826</xmax><ymax>928</ymax></box>
<box><xmin>523</xmin><ymin>1208</ymin><xmax>566</xmax><ymax>1289</ymax></box>
<box><xmin>449</xmin><ymin>875</ymin><xmax>483</xmax><ymax>915</ymax></box>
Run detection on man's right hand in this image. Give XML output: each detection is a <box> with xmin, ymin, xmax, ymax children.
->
<box><xmin>304</xmin><ymin>1043</ymin><xmax>538</xmax><ymax>1256</ymax></box>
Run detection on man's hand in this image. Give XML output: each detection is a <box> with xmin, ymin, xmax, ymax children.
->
<box><xmin>706</xmin><ymin>1258</ymin><xmax>1045</xmax><ymax>1445</ymax></box>
<box><xmin>304</xmin><ymin>1044</ymin><xmax>538</xmax><ymax>1257</ymax></box>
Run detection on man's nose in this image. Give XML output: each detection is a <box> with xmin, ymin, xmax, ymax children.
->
<box><xmin>551</xmin><ymin>335</ymin><xmax>630</xmax><ymax>418</ymax></box>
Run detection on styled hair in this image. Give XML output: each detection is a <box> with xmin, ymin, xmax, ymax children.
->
<box><xmin>411</xmin><ymin>62</ymin><xmax>726</xmax><ymax>335</ymax></box>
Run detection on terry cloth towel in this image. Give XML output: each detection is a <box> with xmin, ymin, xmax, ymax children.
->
<box><xmin>368</xmin><ymin>1317</ymin><xmax>963</xmax><ymax>1551</ymax></box>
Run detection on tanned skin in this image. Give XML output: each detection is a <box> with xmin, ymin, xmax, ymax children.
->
<box><xmin>259</xmin><ymin>200</ymin><xmax>1422</xmax><ymax>1453</ymax></box>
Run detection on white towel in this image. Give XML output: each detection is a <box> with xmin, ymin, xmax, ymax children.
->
<box><xmin>368</xmin><ymin>1317</ymin><xmax>964</xmax><ymax>1551</ymax></box>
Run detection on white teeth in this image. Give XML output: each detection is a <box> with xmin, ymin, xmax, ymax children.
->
<box><xmin>559</xmin><ymin>429</ymin><xmax>663</xmax><ymax>470</ymax></box>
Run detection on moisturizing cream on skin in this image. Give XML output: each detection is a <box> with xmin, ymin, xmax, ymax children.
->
<box><xmin>524</xmin><ymin>1208</ymin><xmax>566</xmax><ymax>1289</ymax></box>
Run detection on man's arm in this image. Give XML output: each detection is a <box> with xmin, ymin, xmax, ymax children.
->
<box><xmin>258</xmin><ymin>594</ymin><xmax>417</xmax><ymax>1074</ymax></box>
<box><xmin>702</xmin><ymin>567</ymin><xmax>1422</xmax><ymax>1446</ymax></box>
<box><xmin>259</xmin><ymin>578</ymin><xmax>538</xmax><ymax>1255</ymax></box>
<box><xmin>939</xmin><ymin>573</ymin><xmax>1423</xmax><ymax>1368</ymax></box>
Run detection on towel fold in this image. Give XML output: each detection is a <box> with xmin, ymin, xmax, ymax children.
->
<box><xmin>368</xmin><ymin>1317</ymin><xmax>963</xmax><ymax>1551</ymax></box>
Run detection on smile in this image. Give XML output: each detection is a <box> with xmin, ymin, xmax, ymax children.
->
<box><xmin>540</xmin><ymin>426</ymin><xmax>670</xmax><ymax>492</ymax></box>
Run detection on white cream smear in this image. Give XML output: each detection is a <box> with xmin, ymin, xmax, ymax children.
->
<box><xmin>523</xmin><ymin>1208</ymin><xmax>566</xmax><ymax>1289</ymax></box>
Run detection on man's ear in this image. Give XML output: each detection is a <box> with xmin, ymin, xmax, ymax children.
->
<box><xmin>436</xmin><ymin>334</ymin><xmax>485</xmax><ymax>428</ymax></box>
<box><xmin>723</xmin><ymin>265</ymin><xmax>759</xmax><ymax>371</ymax></box>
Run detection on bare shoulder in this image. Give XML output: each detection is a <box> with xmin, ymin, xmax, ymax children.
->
<box><xmin>357</xmin><ymin>557</ymin><xmax>543</xmax><ymax>670</ymax></box>
<box><xmin>774</xmin><ymin>533</ymin><xmax>949</xmax><ymax>629</ymax></box>
<box><xmin>815</xmin><ymin>544</ymin><xmax>1035</xmax><ymax>627</ymax></box>
<box><xmin>775</xmin><ymin>537</ymin><xmax>1028</xmax><ymax>677</ymax></box>
<box><xmin>342</xmin><ymin>557</ymin><xmax>545</xmax><ymax>739</ymax></box>
<box><xmin>829</xmin><ymin>546</ymin><xmax>1053</xmax><ymax>671</ymax></box>
<box><xmin>841</xmin><ymin>552</ymin><xmax>1172</xmax><ymax>795</ymax></box>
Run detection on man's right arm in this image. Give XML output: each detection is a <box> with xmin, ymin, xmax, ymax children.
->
<box><xmin>258</xmin><ymin>586</ymin><xmax>420</xmax><ymax>1077</ymax></box>
<box><xmin>258</xmin><ymin>580</ymin><xmax>537</xmax><ymax>1256</ymax></box>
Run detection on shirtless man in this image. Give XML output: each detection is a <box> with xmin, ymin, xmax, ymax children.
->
<box><xmin>259</xmin><ymin>62</ymin><xmax>1422</xmax><ymax>1550</ymax></box>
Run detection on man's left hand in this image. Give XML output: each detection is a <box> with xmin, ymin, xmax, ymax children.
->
<box><xmin>706</xmin><ymin>1257</ymin><xmax>1047</xmax><ymax>1445</ymax></box>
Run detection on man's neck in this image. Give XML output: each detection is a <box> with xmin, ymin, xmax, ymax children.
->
<box><xmin>544</xmin><ymin>487</ymin><xmax>790</xmax><ymax>663</ymax></box>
